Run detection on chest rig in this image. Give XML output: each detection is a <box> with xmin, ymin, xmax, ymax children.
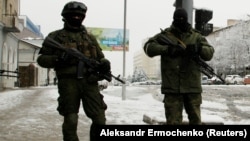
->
<box><xmin>55</xmin><ymin>29</ymin><xmax>97</xmax><ymax>59</ymax></box>
<box><xmin>52</xmin><ymin>29</ymin><xmax>100</xmax><ymax>78</ymax></box>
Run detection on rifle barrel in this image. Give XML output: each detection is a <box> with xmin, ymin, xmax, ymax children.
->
<box><xmin>111</xmin><ymin>74</ymin><xmax>125</xmax><ymax>84</ymax></box>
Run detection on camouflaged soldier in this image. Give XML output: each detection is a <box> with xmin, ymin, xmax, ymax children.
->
<box><xmin>37</xmin><ymin>1</ymin><xmax>110</xmax><ymax>141</ymax></box>
<box><xmin>143</xmin><ymin>8</ymin><xmax>214</xmax><ymax>125</ymax></box>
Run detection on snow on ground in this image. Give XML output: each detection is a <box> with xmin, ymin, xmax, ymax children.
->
<box><xmin>1</xmin><ymin>85</ymin><xmax>250</xmax><ymax>141</ymax></box>
<box><xmin>1</xmin><ymin>84</ymin><xmax>250</xmax><ymax>125</ymax></box>
<box><xmin>103</xmin><ymin>89</ymin><xmax>164</xmax><ymax>124</ymax></box>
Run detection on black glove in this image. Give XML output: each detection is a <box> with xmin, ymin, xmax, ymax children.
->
<box><xmin>186</xmin><ymin>44</ymin><xmax>202</xmax><ymax>56</ymax></box>
<box><xmin>167</xmin><ymin>44</ymin><xmax>185</xmax><ymax>58</ymax></box>
<box><xmin>98</xmin><ymin>58</ymin><xmax>111</xmax><ymax>74</ymax></box>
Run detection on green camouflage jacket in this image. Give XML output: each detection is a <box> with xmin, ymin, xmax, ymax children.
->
<box><xmin>37</xmin><ymin>25</ymin><xmax>105</xmax><ymax>78</ymax></box>
<box><xmin>144</xmin><ymin>24</ymin><xmax>214</xmax><ymax>94</ymax></box>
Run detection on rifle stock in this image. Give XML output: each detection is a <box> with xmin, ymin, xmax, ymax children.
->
<box><xmin>43</xmin><ymin>37</ymin><xmax>125</xmax><ymax>84</ymax></box>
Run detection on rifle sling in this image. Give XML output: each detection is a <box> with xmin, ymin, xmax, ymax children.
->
<box><xmin>166</xmin><ymin>31</ymin><xmax>186</xmax><ymax>49</ymax></box>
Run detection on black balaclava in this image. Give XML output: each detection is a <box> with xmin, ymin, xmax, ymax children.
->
<box><xmin>173</xmin><ymin>8</ymin><xmax>189</xmax><ymax>32</ymax></box>
<box><xmin>64</xmin><ymin>13</ymin><xmax>85</xmax><ymax>28</ymax></box>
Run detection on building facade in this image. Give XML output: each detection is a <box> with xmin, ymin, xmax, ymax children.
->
<box><xmin>0</xmin><ymin>1</ymin><xmax>52</xmax><ymax>91</ymax></box>
<box><xmin>133</xmin><ymin>39</ymin><xmax>161</xmax><ymax>80</ymax></box>
<box><xmin>0</xmin><ymin>0</ymin><xmax>21</xmax><ymax>90</ymax></box>
<box><xmin>206</xmin><ymin>20</ymin><xmax>250</xmax><ymax>77</ymax></box>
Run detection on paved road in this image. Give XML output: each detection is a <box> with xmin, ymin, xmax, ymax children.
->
<box><xmin>201</xmin><ymin>85</ymin><xmax>250</xmax><ymax>123</ymax></box>
<box><xmin>150</xmin><ymin>84</ymin><xmax>250</xmax><ymax>124</ymax></box>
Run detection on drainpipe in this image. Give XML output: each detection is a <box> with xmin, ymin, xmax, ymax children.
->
<box><xmin>17</xmin><ymin>39</ymin><xmax>20</xmax><ymax>87</ymax></box>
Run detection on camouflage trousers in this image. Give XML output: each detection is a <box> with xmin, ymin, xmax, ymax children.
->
<box><xmin>163</xmin><ymin>93</ymin><xmax>202</xmax><ymax>125</ymax></box>
<box><xmin>57</xmin><ymin>78</ymin><xmax>107</xmax><ymax>141</ymax></box>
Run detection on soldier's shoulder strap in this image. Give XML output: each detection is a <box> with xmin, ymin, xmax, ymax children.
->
<box><xmin>161</xmin><ymin>27</ymin><xmax>203</xmax><ymax>48</ymax></box>
<box><xmin>161</xmin><ymin>28</ymin><xmax>186</xmax><ymax>48</ymax></box>
<box><xmin>47</xmin><ymin>29</ymin><xmax>69</xmax><ymax>44</ymax></box>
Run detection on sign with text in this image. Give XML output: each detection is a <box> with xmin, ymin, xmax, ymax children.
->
<box><xmin>87</xmin><ymin>27</ymin><xmax>129</xmax><ymax>51</ymax></box>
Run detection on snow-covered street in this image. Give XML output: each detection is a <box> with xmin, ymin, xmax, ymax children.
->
<box><xmin>0</xmin><ymin>85</ymin><xmax>250</xmax><ymax>141</ymax></box>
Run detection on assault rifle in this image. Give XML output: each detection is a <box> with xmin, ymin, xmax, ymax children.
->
<box><xmin>157</xmin><ymin>30</ymin><xmax>225</xmax><ymax>84</ymax></box>
<box><xmin>43</xmin><ymin>37</ymin><xmax>125</xmax><ymax>84</ymax></box>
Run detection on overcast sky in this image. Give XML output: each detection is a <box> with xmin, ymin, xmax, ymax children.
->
<box><xmin>20</xmin><ymin>0</ymin><xmax>250</xmax><ymax>37</ymax></box>
<box><xmin>20</xmin><ymin>0</ymin><xmax>250</xmax><ymax>76</ymax></box>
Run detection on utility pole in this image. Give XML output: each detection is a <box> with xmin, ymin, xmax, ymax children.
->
<box><xmin>175</xmin><ymin>0</ymin><xmax>213</xmax><ymax>36</ymax></box>
<box><xmin>175</xmin><ymin>0</ymin><xmax>193</xmax><ymax>25</ymax></box>
<box><xmin>121</xmin><ymin>0</ymin><xmax>127</xmax><ymax>100</ymax></box>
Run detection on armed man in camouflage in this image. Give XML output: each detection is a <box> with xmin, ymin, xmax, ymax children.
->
<box><xmin>37</xmin><ymin>1</ymin><xmax>110</xmax><ymax>140</ymax></box>
<box><xmin>143</xmin><ymin>8</ymin><xmax>214</xmax><ymax>125</ymax></box>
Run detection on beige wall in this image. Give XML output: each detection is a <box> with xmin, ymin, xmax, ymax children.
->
<box><xmin>227</xmin><ymin>19</ymin><xmax>240</xmax><ymax>26</ymax></box>
<box><xmin>0</xmin><ymin>0</ymin><xmax>19</xmax><ymax>25</ymax></box>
